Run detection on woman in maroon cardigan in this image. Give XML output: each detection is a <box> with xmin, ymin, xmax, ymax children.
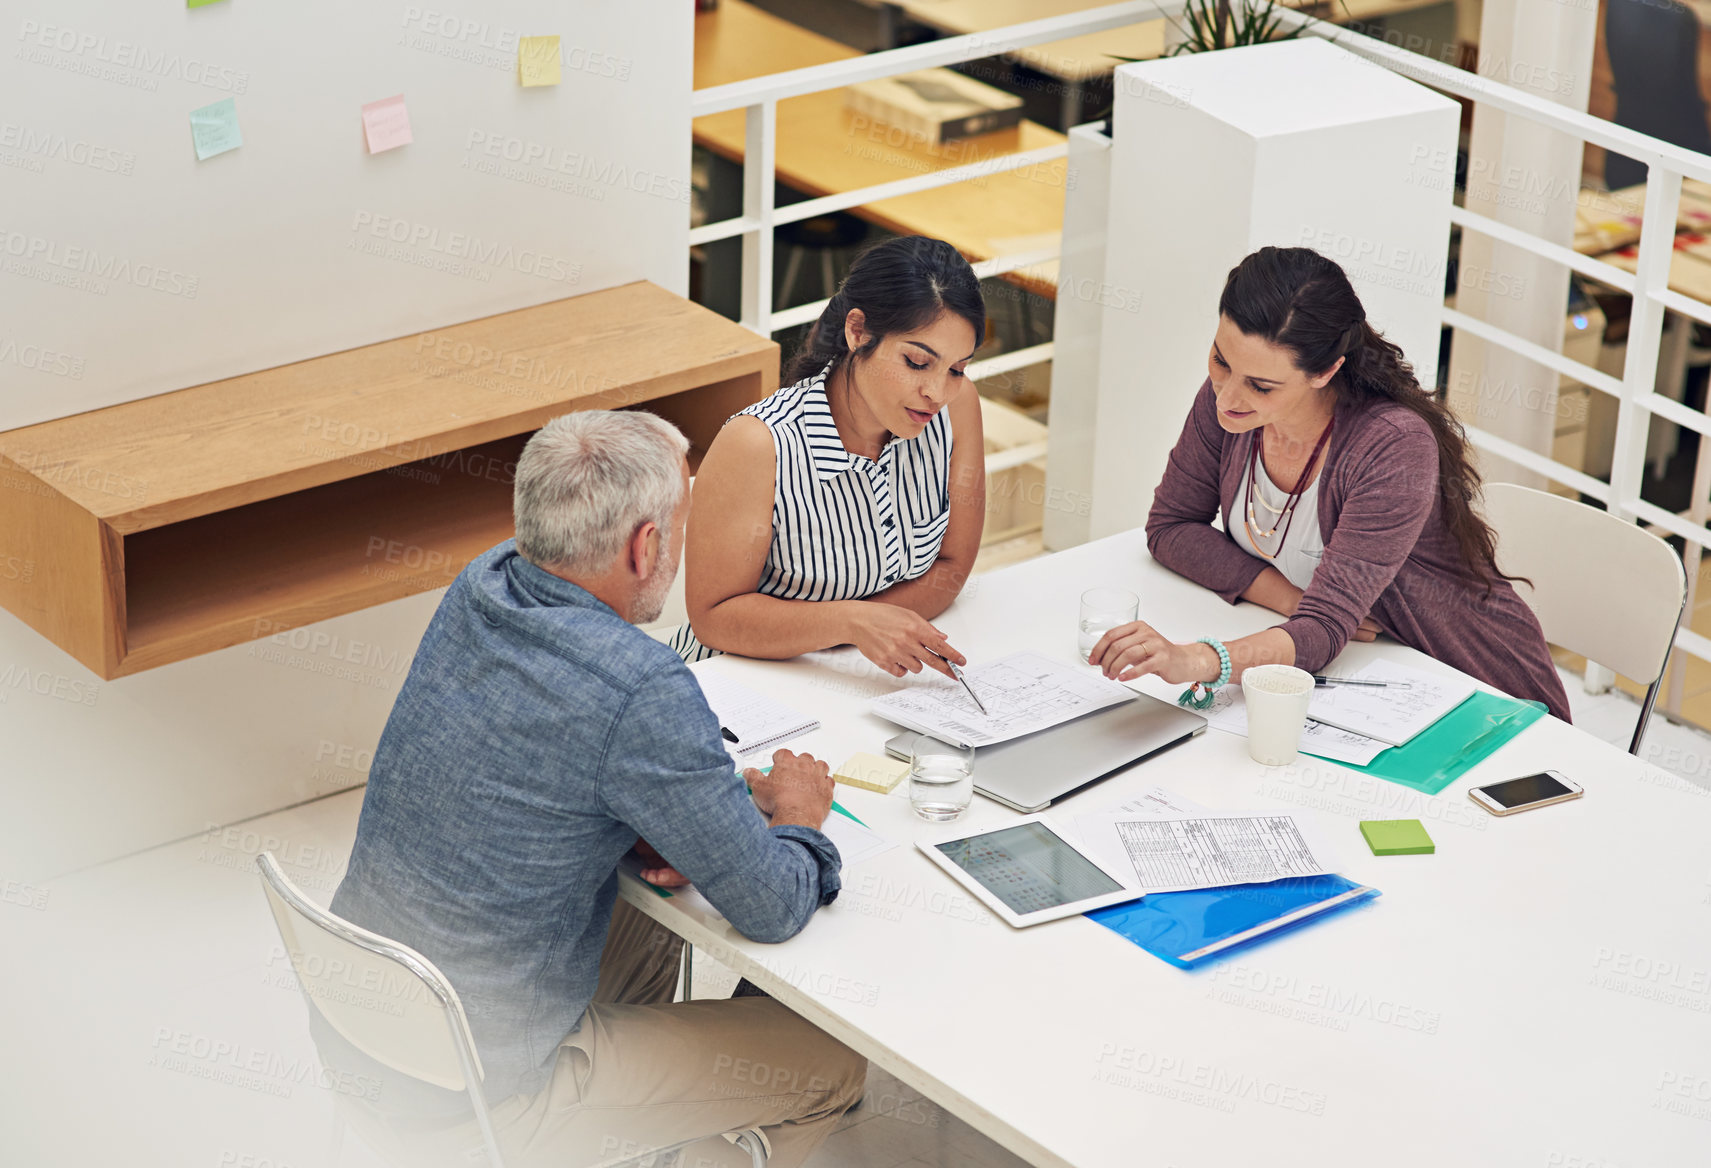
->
<box><xmin>1089</xmin><ymin>247</ymin><xmax>1571</xmax><ymax>722</ymax></box>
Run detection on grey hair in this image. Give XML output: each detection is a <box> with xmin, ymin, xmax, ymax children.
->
<box><xmin>513</xmin><ymin>410</ymin><xmax>689</xmax><ymax>575</ymax></box>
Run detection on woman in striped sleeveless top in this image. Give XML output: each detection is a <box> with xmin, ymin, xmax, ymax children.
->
<box><xmin>672</xmin><ymin>236</ymin><xmax>987</xmax><ymax>678</ymax></box>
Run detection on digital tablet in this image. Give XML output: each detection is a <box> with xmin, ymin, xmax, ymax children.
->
<box><xmin>916</xmin><ymin>814</ymin><xmax>1144</xmax><ymax>928</ymax></box>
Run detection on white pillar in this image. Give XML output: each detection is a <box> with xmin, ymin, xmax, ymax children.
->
<box><xmin>1087</xmin><ymin>38</ymin><xmax>1460</xmax><ymax>540</ymax></box>
<box><xmin>1446</xmin><ymin>0</ymin><xmax>1598</xmax><ymax>489</ymax></box>
<box><xmin>1044</xmin><ymin>124</ymin><xmax>1114</xmax><ymax>551</ymax></box>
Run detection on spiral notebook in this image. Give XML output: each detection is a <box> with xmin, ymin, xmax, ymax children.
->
<box><xmin>695</xmin><ymin>672</ymin><xmax>820</xmax><ymax>759</ymax></box>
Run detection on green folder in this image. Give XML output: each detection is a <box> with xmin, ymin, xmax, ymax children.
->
<box><xmin>1305</xmin><ymin>690</ymin><xmax>1547</xmax><ymax>795</ymax></box>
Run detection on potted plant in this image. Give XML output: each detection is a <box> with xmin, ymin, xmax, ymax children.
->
<box><xmin>1164</xmin><ymin>0</ymin><xmax>1314</xmax><ymax>55</ymax></box>
<box><xmin>1090</xmin><ymin>0</ymin><xmax>1330</xmax><ymax>131</ymax></box>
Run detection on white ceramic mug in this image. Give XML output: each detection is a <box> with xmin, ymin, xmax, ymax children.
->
<box><xmin>1241</xmin><ymin>664</ymin><xmax>1315</xmax><ymax>765</ymax></box>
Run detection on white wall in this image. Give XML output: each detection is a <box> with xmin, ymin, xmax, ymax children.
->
<box><xmin>0</xmin><ymin>591</ymin><xmax>440</xmax><ymax>881</ymax></box>
<box><xmin>0</xmin><ymin>1</ymin><xmax>693</xmax><ymax>876</ymax></box>
<box><xmin>1</xmin><ymin>0</ymin><xmax>691</xmax><ymax>429</ymax></box>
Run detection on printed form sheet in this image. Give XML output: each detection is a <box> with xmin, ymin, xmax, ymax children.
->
<box><xmin>1126</xmin><ymin>675</ymin><xmax>1387</xmax><ymax>765</ymax></box>
<box><xmin>869</xmin><ymin>651</ymin><xmax>1134</xmax><ymax>748</ymax></box>
<box><xmin>1078</xmin><ymin>810</ymin><xmax>1337</xmax><ymax>894</ymax></box>
<box><xmin>1304</xmin><ymin>659</ymin><xmax>1475</xmax><ymax>747</ymax></box>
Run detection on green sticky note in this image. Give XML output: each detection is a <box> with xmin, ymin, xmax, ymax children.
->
<box><xmin>187</xmin><ymin>0</ymin><xmax>228</xmax><ymax>8</ymax></box>
<box><xmin>189</xmin><ymin>98</ymin><xmax>242</xmax><ymax>161</ymax></box>
<box><xmin>1360</xmin><ymin>819</ymin><xmax>1435</xmax><ymax>856</ymax></box>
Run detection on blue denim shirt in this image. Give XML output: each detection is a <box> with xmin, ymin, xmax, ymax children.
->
<box><xmin>328</xmin><ymin>540</ymin><xmax>841</xmax><ymax>1104</ymax></box>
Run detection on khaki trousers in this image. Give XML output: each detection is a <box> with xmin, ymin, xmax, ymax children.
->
<box><xmin>365</xmin><ymin>899</ymin><xmax>868</xmax><ymax>1168</ymax></box>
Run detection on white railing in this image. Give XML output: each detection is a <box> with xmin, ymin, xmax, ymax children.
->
<box><xmin>690</xmin><ymin>0</ymin><xmax>1182</xmax><ymax>380</ymax></box>
<box><xmin>690</xmin><ymin>5</ymin><xmax>1711</xmax><ymax>711</ymax></box>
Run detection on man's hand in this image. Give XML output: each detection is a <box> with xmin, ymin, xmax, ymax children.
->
<box><xmin>745</xmin><ymin>749</ymin><xmax>835</xmax><ymax>831</ymax></box>
<box><xmin>632</xmin><ymin>838</ymin><xmax>690</xmax><ymax>889</ymax></box>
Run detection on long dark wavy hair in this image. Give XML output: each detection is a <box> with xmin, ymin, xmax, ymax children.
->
<box><xmin>785</xmin><ymin>236</ymin><xmax>986</xmax><ymax>384</ymax></box>
<box><xmin>1219</xmin><ymin>246</ymin><xmax>1511</xmax><ymax>591</ymax></box>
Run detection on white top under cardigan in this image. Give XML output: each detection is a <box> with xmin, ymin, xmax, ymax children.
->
<box><xmin>1229</xmin><ymin>457</ymin><xmax>1326</xmax><ymax>591</ymax></box>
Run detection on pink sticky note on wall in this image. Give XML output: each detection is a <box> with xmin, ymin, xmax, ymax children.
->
<box><xmin>361</xmin><ymin>94</ymin><xmax>413</xmax><ymax>154</ymax></box>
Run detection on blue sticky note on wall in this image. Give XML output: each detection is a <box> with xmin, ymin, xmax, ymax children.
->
<box><xmin>190</xmin><ymin>98</ymin><xmax>243</xmax><ymax>161</ymax></box>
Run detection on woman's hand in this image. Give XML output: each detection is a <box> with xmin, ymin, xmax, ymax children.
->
<box><xmin>1089</xmin><ymin>621</ymin><xmax>1219</xmax><ymax>685</ymax></box>
<box><xmin>1352</xmin><ymin>614</ymin><xmax>1382</xmax><ymax>643</ymax></box>
<box><xmin>845</xmin><ymin>601</ymin><xmax>963</xmax><ymax>679</ymax></box>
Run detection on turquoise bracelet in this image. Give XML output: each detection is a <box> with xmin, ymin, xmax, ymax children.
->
<box><xmin>1177</xmin><ymin>637</ymin><xmax>1231</xmax><ymax>710</ymax></box>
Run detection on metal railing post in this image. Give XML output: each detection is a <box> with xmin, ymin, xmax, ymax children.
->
<box><xmin>1610</xmin><ymin>168</ymin><xmax>1685</xmax><ymax>526</ymax></box>
<box><xmin>1598</xmin><ymin>167</ymin><xmax>1685</xmax><ymax>696</ymax></box>
<box><xmin>738</xmin><ymin>101</ymin><xmax>777</xmax><ymax>338</ymax></box>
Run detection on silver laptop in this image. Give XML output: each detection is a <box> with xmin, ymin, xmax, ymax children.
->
<box><xmin>884</xmin><ymin>693</ymin><xmax>1207</xmax><ymax>813</ymax></box>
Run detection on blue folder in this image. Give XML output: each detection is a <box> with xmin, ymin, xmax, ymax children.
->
<box><xmin>1087</xmin><ymin>873</ymin><xmax>1381</xmax><ymax>970</ymax></box>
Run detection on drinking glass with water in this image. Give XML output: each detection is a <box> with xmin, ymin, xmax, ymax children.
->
<box><xmin>1078</xmin><ymin>587</ymin><xmax>1139</xmax><ymax>663</ymax></box>
<box><xmin>909</xmin><ymin>735</ymin><xmax>976</xmax><ymax>821</ymax></box>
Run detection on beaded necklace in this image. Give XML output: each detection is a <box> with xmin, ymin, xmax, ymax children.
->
<box><xmin>1243</xmin><ymin>416</ymin><xmax>1334</xmax><ymax>558</ymax></box>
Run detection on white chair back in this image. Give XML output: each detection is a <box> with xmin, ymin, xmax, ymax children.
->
<box><xmin>256</xmin><ymin>854</ymin><xmax>766</xmax><ymax>1168</ymax></box>
<box><xmin>257</xmin><ymin>853</ymin><xmax>482</xmax><ymax>1091</ymax></box>
<box><xmin>1483</xmin><ymin>483</ymin><xmax>1686</xmax><ymax>750</ymax></box>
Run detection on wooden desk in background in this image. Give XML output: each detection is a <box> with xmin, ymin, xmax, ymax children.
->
<box><xmin>892</xmin><ymin>0</ymin><xmax>1167</xmax><ymax>128</ymax></box>
<box><xmin>1576</xmin><ymin>179</ymin><xmax>1711</xmax><ymax>301</ymax></box>
<box><xmin>694</xmin><ymin>0</ymin><xmax>1068</xmax><ymax>300</ymax></box>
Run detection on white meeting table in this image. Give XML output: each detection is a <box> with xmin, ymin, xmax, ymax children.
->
<box><xmin>619</xmin><ymin>529</ymin><xmax>1711</xmax><ymax>1168</ymax></box>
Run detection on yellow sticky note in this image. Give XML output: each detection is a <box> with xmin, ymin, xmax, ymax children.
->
<box><xmin>518</xmin><ymin>36</ymin><xmax>561</xmax><ymax>87</ymax></box>
<box><xmin>834</xmin><ymin>752</ymin><xmax>910</xmax><ymax>795</ymax></box>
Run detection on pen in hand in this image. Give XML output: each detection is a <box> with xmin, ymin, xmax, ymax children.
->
<box><xmin>929</xmin><ymin>648</ymin><xmax>989</xmax><ymax>715</ymax></box>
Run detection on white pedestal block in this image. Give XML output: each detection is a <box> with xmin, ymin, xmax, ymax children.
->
<box><xmin>1088</xmin><ymin>38</ymin><xmax>1459</xmax><ymax>541</ymax></box>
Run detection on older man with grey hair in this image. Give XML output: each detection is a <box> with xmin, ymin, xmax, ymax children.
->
<box><xmin>323</xmin><ymin>410</ymin><xmax>867</xmax><ymax>1167</ymax></box>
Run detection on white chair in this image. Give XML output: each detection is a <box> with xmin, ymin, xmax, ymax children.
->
<box><xmin>1483</xmin><ymin>483</ymin><xmax>1687</xmax><ymax>753</ymax></box>
<box><xmin>256</xmin><ymin>853</ymin><xmax>766</xmax><ymax>1168</ymax></box>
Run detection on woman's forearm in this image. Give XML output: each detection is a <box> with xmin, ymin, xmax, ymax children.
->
<box><xmin>1148</xmin><ymin>520</ymin><xmax>1269</xmax><ymax>605</ymax></box>
<box><xmin>1225</xmin><ymin>627</ymin><xmax>1296</xmax><ymax>680</ymax></box>
<box><xmin>693</xmin><ymin>594</ymin><xmax>861</xmax><ymax>659</ymax></box>
<box><xmin>1239</xmin><ymin>567</ymin><xmax>1304</xmax><ymax>618</ymax></box>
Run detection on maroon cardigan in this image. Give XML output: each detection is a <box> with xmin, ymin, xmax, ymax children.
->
<box><xmin>1147</xmin><ymin>380</ymin><xmax>1571</xmax><ymax>722</ymax></box>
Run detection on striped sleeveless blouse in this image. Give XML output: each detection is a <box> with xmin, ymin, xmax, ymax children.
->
<box><xmin>670</xmin><ymin>364</ymin><xmax>955</xmax><ymax>662</ymax></box>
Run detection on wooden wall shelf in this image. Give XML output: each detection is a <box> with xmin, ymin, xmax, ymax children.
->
<box><xmin>0</xmin><ymin>281</ymin><xmax>778</xmax><ymax>679</ymax></box>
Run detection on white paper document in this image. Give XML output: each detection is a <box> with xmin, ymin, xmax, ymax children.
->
<box><xmin>1079</xmin><ymin>810</ymin><xmax>1337</xmax><ymax>893</ymax></box>
<box><xmin>819</xmin><ymin>805</ymin><xmax>897</xmax><ymax>868</ymax></box>
<box><xmin>1183</xmin><ymin>686</ymin><xmax>1389</xmax><ymax>766</ymax></box>
<box><xmin>1306</xmin><ymin>659</ymin><xmax>1475</xmax><ymax>747</ymax></box>
<box><xmin>868</xmin><ymin>650</ymin><xmax>1134</xmax><ymax>748</ymax></box>
<box><xmin>1101</xmin><ymin>785</ymin><xmax>1213</xmax><ymax>820</ymax></box>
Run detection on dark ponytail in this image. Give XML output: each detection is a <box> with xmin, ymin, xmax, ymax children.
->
<box><xmin>785</xmin><ymin>236</ymin><xmax>986</xmax><ymax>384</ymax></box>
<box><xmin>1219</xmin><ymin>246</ymin><xmax>1512</xmax><ymax>591</ymax></box>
